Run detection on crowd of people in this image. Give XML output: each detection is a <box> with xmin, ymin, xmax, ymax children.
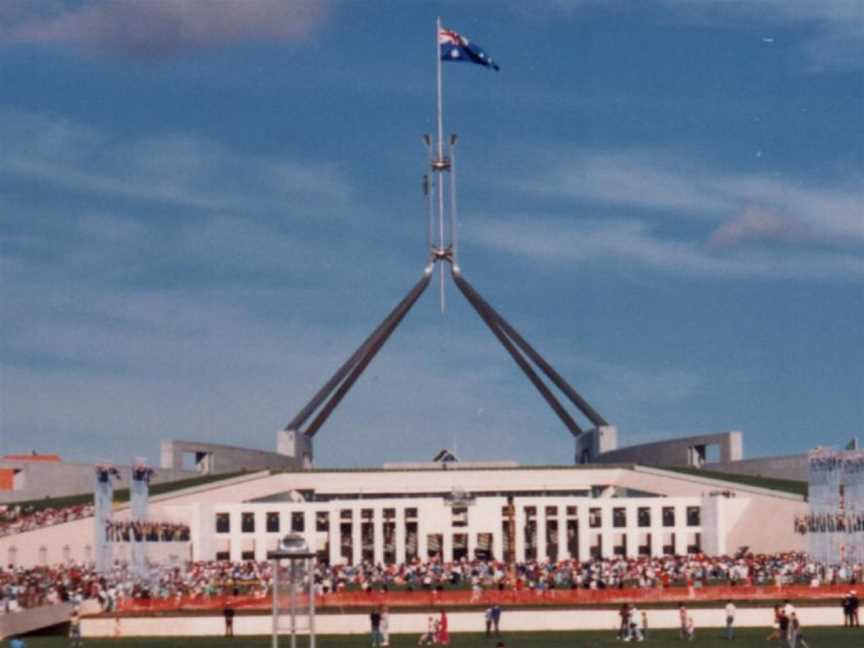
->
<box><xmin>104</xmin><ymin>520</ymin><xmax>190</xmax><ymax>543</ymax></box>
<box><xmin>0</xmin><ymin>552</ymin><xmax>862</xmax><ymax>614</ymax></box>
<box><xmin>794</xmin><ymin>512</ymin><xmax>864</xmax><ymax>534</ymax></box>
<box><xmin>0</xmin><ymin>504</ymin><xmax>94</xmax><ymax>538</ymax></box>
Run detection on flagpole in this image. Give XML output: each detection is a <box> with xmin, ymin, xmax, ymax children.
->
<box><xmin>435</xmin><ymin>16</ymin><xmax>446</xmax><ymax>313</ymax></box>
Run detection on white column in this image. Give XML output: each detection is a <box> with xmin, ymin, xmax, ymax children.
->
<box><xmin>329</xmin><ymin>512</ymin><xmax>341</xmax><ymax>565</ymax></box>
<box><xmin>442</xmin><ymin>527</ymin><xmax>453</xmax><ymax>562</ymax></box>
<box><xmin>373</xmin><ymin>509</ymin><xmax>384</xmax><ymax>565</ymax></box>
<box><xmin>674</xmin><ymin>505</ymin><xmax>687</xmax><ymax>555</ymax></box>
<box><xmin>514</xmin><ymin>504</ymin><xmax>526</xmax><ymax>562</ymax></box>
<box><xmin>254</xmin><ymin>510</ymin><xmax>267</xmax><ymax>561</ymax></box>
<box><xmin>577</xmin><ymin>506</ymin><xmax>590</xmax><ymax>562</ymax></box>
<box><xmin>229</xmin><ymin>511</ymin><xmax>241</xmax><ymax>562</ymax></box>
<box><xmin>395</xmin><ymin>508</ymin><xmax>406</xmax><ymax>565</ymax></box>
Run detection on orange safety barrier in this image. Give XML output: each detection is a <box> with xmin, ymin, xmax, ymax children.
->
<box><xmin>117</xmin><ymin>583</ymin><xmax>853</xmax><ymax>613</ymax></box>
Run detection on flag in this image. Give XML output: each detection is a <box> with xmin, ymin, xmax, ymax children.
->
<box><xmin>439</xmin><ymin>27</ymin><xmax>499</xmax><ymax>70</ymax></box>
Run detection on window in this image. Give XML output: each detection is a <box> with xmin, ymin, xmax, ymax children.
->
<box><xmin>637</xmin><ymin>507</ymin><xmax>651</xmax><ymax>528</ymax></box>
<box><xmin>266</xmin><ymin>512</ymin><xmax>280</xmax><ymax>533</ymax></box>
<box><xmin>216</xmin><ymin>513</ymin><xmax>230</xmax><ymax>533</ymax></box>
<box><xmin>340</xmin><ymin>509</ymin><xmax>352</xmax><ymax>520</ymax></box>
<box><xmin>612</xmin><ymin>507</ymin><xmax>627</xmax><ymax>528</ymax></box>
<box><xmin>361</xmin><ymin>508</ymin><xmax>373</xmax><ymax>520</ymax></box>
<box><xmin>545</xmin><ymin>506</ymin><xmax>558</xmax><ymax>517</ymax></box>
<box><xmin>291</xmin><ymin>512</ymin><xmax>305</xmax><ymax>533</ymax></box>
<box><xmin>62</xmin><ymin>545</ymin><xmax>72</xmax><ymax>563</ymax></box>
<box><xmin>662</xmin><ymin>507</ymin><xmax>676</xmax><ymax>527</ymax></box>
<box><xmin>686</xmin><ymin>506</ymin><xmax>701</xmax><ymax>527</ymax></box>
<box><xmin>316</xmin><ymin>511</ymin><xmax>330</xmax><ymax>532</ymax></box>
<box><xmin>241</xmin><ymin>512</ymin><xmax>255</xmax><ymax>533</ymax></box>
<box><xmin>566</xmin><ymin>506</ymin><xmax>577</xmax><ymax>517</ymax></box>
<box><xmin>524</xmin><ymin>506</ymin><xmax>537</xmax><ymax>517</ymax></box>
<box><xmin>383</xmin><ymin>508</ymin><xmax>396</xmax><ymax>520</ymax></box>
<box><xmin>405</xmin><ymin>507</ymin><xmax>418</xmax><ymax>519</ymax></box>
<box><xmin>452</xmin><ymin>506</ymin><xmax>468</xmax><ymax>527</ymax></box>
<box><xmin>589</xmin><ymin>507</ymin><xmax>602</xmax><ymax>528</ymax></box>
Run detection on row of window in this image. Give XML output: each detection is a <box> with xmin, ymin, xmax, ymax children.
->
<box><xmin>216</xmin><ymin>505</ymin><xmax>701</xmax><ymax>534</ymax></box>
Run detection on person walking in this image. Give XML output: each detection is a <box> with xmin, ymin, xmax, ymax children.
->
<box><xmin>484</xmin><ymin>606</ymin><xmax>493</xmax><ymax>637</ymax></box>
<box><xmin>724</xmin><ymin>600</ymin><xmax>736</xmax><ymax>640</ymax></box>
<box><xmin>790</xmin><ymin>612</ymin><xmax>810</xmax><ymax>648</ymax></box>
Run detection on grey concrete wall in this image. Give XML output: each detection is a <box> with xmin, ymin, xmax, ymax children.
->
<box><xmin>0</xmin><ymin>461</ymin><xmax>196</xmax><ymax>504</ymax></box>
<box><xmin>160</xmin><ymin>439</ymin><xmax>300</xmax><ymax>474</ymax></box>
<box><xmin>594</xmin><ymin>431</ymin><xmax>742</xmax><ymax>467</ymax></box>
<box><xmin>703</xmin><ymin>454</ymin><xmax>808</xmax><ymax>482</ymax></box>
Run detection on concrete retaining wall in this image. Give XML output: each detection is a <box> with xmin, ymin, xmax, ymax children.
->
<box><xmin>82</xmin><ymin>606</ymin><xmax>845</xmax><ymax>637</ymax></box>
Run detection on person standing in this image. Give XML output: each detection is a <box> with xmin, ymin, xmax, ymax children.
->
<box><xmin>69</xmin><ymin>607</ymin><xmax>83</xmax><ymax>647</ymax></box>
<box><xmin>678</xmin><ymin>603</ymin><xmax>688</xmax><ymax>640</ymax></box>
<box><xmin>370</xmin><ymin>607</ymin><xmax>383</xmax><ymax>648</ymax></box>
<box><xmin>843</xmin><ymin>592</ymin><xmax>853</xmax><ymax>627</ymax></box>
<box><xmin>724</xmin><ymin>600</ymin><xmax>736</xmax><ymax>640</ymax></box>
<box><xmin>851</xmin><ymin>590</ymin><xmax>860</xmax><ymax>627</ymax></box>
<box><xmin>484</xmin><ymin>606</ymin><xmax>493</xmax><ymax>637</ymax></box>
<box><xmin>380</xmin><ymin>606</ymin><xmax>390</xmax><ymax>647</ymax></box>
<box><xmin>223</xmin><ymin>606</ymin><xmax>235</xmax><ymax>638</ymax></box>
<box><xmin>436</xmin><ymin>609</ymin><xmax>450</xmax><ymax>645</ymax></box>
<box><xmin>491</xmin><ymin>603</ymin><xmax>502</xmax><ymax>636</ymax></box>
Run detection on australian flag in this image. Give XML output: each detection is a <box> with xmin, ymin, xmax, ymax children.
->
<box><xmin>439</xmin><ymin>27</ymin><xmax>500</xmax><ymax>71</ymax></box>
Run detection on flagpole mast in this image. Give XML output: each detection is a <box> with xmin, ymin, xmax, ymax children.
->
<box><xmin>435</xmin><ymin>16</ymin><xmax>446</xmax><ymax>313</ymax></box>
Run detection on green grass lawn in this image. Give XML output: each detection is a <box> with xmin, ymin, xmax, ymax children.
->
<box><xmin>11</xmin><ymin>628</ymin><xmax>863</xmax><ymax>647</ymax></box>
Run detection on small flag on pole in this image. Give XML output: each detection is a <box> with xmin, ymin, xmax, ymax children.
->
<box><xmin>439</xmin><ymin>27</ymin><xmax>499</xmax><ymax>70</ymax></box>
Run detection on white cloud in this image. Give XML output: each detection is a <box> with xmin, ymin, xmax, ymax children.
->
<box><xmin>466</xmin><ymin>214</ymin><xmax>864</xmax><ymax>281</ymax></box>
<box><xmin>0</xmin><ymin>111</ymin><xmax>355</xmax><ymax>214</ymax></box>
<box><xmin>0</xmin><ymin>0</ymin><xmax>329</xmax><ymax>60</ymax></box>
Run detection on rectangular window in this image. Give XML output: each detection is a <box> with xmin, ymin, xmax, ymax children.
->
<box><xmin>241</xmin><ymin>512</ymin><xmax>255</xmax><ymax>533</ymax></box>
<box><xmin>452</xmin><ymin>506</ymin><xmax>468</xmax><ymax>527</ymax></box>
<box><xmin>340</xmin><ymin>509</ymin><xmax>353</xmax><ymax>520</ymax></box>
<box><xmin>566</xmin><ymin>506</ymin><xmax>577</xmax><ymax>517</ymax></box>
<box><xmin>361</xmin><ymin>508</ymin><xmax>374</xmax><ymax>521</ymax></box>
<box><xmin>662</xmin><ymin>507</ymin><xmax>676</xmax><ymax>527</ymax></box>
<box><xmin>545</xmin><ymin>506</ymin><xmax>558</xmax><ymax>517</ymax></box>
<box><xmin>291</xmin><ymin>512</ymin><xmax>305</xmax><ymax>533</ymax></box>
<box><xmin>589</xmin><ymin>507</ymin><xmax>602</xmax><ymax>528</ymax></box>
<box><xmin>216</xmin><ymin>513</ymin><xmax>230</xmax><ymax>534</ymax></box>
<box><xmin>637</xmin><ymin>507</ymin><xmax>651</xmax><ymax>528</ymax></box>
<box><xmin>686</xmin><ymin>506</ymin><xmax>701</xmax><ymax>527</ymax></box>
<box><xmin>405</xmin><ymin>508</ymin><xmax>418</xmax><ymax>519</ymax></box>
<box><xmin>316</xmin><ymin>511</ymin><xmax>329</xmax><ymax>532</ymax></box>
<box><xmin>612</xmin><ymin>507</ymin><xmax>627</xmax><ymax>528</ymax></box>
<box><xmin>266</xmin><ymin>512</ymin><xmax>280</xmax><ymax>533</ymax></box>
<box><xmin>383</xmin><ymin>508</ymin><xmax>396</xmax><ymax>520</ymax></box>
<box><xmin>524</xmin><ymin>506</ymin><xmax>537</xmax><ymax>517</ymax></box>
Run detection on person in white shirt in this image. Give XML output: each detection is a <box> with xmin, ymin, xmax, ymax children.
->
<box><xmin>725</xmin><ymin>600</ymin><xmax>736</xmax><ymax>640</ymax></box>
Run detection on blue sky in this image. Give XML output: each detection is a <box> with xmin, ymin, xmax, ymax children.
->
<box><xmin>1</xmin><ymin>1</ymin><xmax>861</xmax><ymax>468</ymax></box>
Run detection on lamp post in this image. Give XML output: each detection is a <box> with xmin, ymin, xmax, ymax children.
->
<box><xmin>269</xmin><ymin>533</ymin><xmax>316</xmax><ymax>648</ymax></box>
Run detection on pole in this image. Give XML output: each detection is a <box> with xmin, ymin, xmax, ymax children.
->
<box><xmin>435</xmin><ymin>17</ymin><xmax>446</xmax><ymax>312</ymax></box>
<box><xmin>272</xmin><ymin>558</ymin><xmax>278</xmax><ymax>648</ymax></box>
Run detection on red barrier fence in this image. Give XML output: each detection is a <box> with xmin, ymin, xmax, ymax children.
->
<box><xmin>118</xmin><ymin>584</ymin><xmax>854</xmax><ymax>613</ymax></box>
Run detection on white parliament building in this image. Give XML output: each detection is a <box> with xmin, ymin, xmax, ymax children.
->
<box><xmin>0</xmin><ymin>456</ymin><xmax>807</xmax><ymax>569</ymax></box>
